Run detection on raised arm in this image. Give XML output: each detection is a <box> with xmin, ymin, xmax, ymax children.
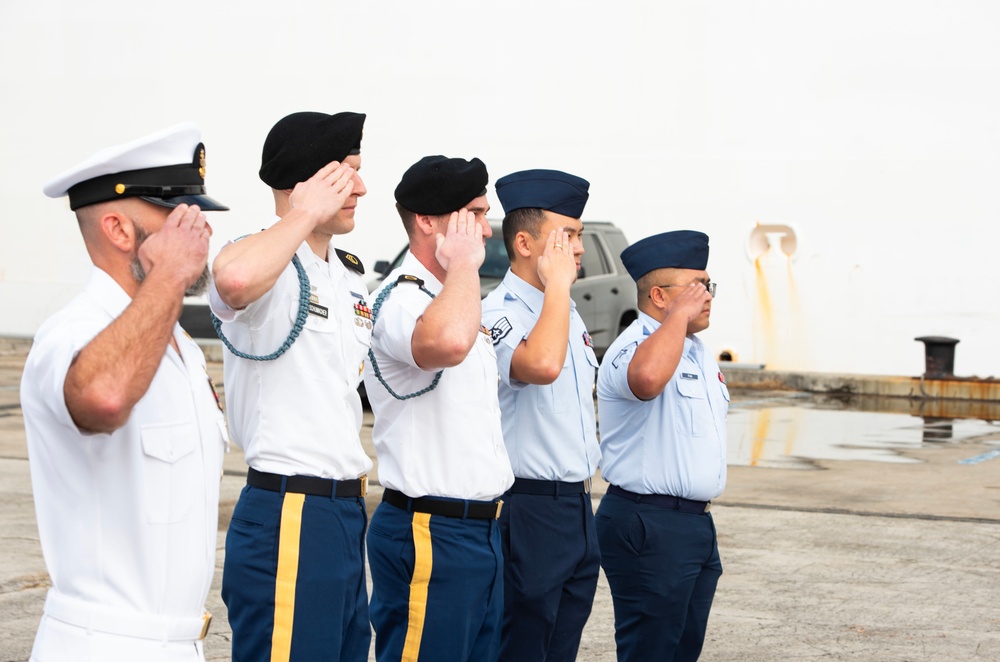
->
<box><xmin>627</xmin><ymin>283</ymin><xmax>711</xmax><ymax>400</ymax></box>
<box><xmin>411</xmin><ymin>209</ymin><xmax>486</xmax><ymax>369</ymax></box>
<box><xmin>212</xmin><ymin>161</ymin><xmax>355</xmax><ymax>309</ymax></box>
<box><xmin>64</xmin><ymin>204</ymin><xmax>210</xmax><ymax>433</ymax></box>
<box><xmin>509</xmin><ymin>229</ymin><xmax>577</xmax><ymax>385</ymax></box>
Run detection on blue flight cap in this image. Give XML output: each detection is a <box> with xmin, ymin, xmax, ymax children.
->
<box><xmin>495</xmin><ymin>169</ymin><xmax>590</xmax><ymax>218</ymax></box>
<box><xmin>620</xmin><ymin>230</ymin><xmax>710</xmax><ymax>282</ymax></box>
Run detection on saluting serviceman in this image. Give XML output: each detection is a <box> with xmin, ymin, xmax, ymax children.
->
<box><xmin>595</xmin><ymin>230</ymin><xmax>728</xmax><ymax>662</ymax></box>
<box><xmin>209</xmin><ymin>112</ymin><xmax>373</xmax><ymax>662</ymax></box>
<box><xmin>481</xmin><ymin>169</ymin><xmax>602</xmax><ymax>662</ymax></box>
<box><xmin>364</xmin><ymin>155</ymin><xmax>514</xmax><ymax>662</ymax></box>
<box><xmin>23</xmin><ymin>123</ymin><xmax>229</xmax><ymax>661</ymax></box>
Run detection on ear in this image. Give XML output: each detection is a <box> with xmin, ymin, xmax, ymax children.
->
<box><xmin>413</xmin><ymin>213</ymin><xmax>437</xmax><ymax>237</ymax></box>
<box><xmin>648</xmin><ymin>284</ymin><xmax>669</xmax><ymax>310</ymax></box>
<box><xmin>513</xmin><ymin>230</ymin><xmax>534</xmax><ymax>259</ymax></box>
<box><xmin>100</xmin><ymin>211</ymin><xmax>137</xmax><ymax>253</ymax></box>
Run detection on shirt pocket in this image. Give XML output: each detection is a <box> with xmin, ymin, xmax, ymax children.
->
<box><xmin>449</xmin><ymin>333</ymin><xmax>493</xmax><ymax>404</ymax></box>
<box><xmin>289</xmin><ymin>304</ymin><xmax>340</xmax><ymax>382</ymax></box>
<box><xmin>140</xmin><ymin>422</ymin><xmax>198</xmax><ymax>524</ymax></box>
<box><xmin>538</xmin><ymin>353</ymin><xmax>575</xmax><ymax>414</ymax></box>
<box><xmin>674</xmin><ymin>377</ymin><xmax>709</xmax><ymax>437</ymax></box>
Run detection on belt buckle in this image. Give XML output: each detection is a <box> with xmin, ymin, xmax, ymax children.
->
<box><xmin>494</xmin><ymin>499</ymin><xmax>504</xmax><ymax>519</ymax></box>
<box><xmin>200</xmin><ymin>611</ymin><xmax>213</xmax><ymax>640</ymax></box>
<box><xmin>360</xmin><ymin>475</ymin><xmax>368</xmax><ymax>497</ymax></box>
<box><xmin>584</xmin><ymin>478</ymin><xmax>592</xmax><ymax>494</ymax></box>
<box><xmin>704</xmin><ymin>502</ymin><xmax>711</xmax><ymax>513</ymax></box>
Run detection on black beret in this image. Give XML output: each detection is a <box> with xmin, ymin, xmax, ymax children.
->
<box><xmin>621</xmin><ymin>230</ymin><xmax>710</xmax><ymax>282</ymax></box>
<box><xmin>394</xmin><ymin>155</ymin><xmax>488</xmax><ymax>215</ymax></box>
<box><xmin>259</xmin><ymin>111</ymin><xmax>365</xmax><ymax>189</ymax></box>
<box><xmin>495</xmin><ymin>169</ymin><xmax>590</xmax><ymax>218</ymax></box>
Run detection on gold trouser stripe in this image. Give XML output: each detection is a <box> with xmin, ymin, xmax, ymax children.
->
<box><xmin>401</xmin><ymin>513</ymin><xmax>434</xmax><ymax>662</ymax></box>
<box><xmin>271</xmin><ymin>492</ymin><xmax>306</xmax><ymax>662</ymax></box>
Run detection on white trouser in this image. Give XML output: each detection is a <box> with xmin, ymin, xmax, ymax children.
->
<box><xmin>30</xmin><ymin>590</ymin><xmax>208</xmax><ymax>662</ymax></box>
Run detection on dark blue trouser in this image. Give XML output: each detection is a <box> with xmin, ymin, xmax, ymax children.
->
<box><xmin>222</xmin><ymin>484</ymin><xmax>371</xmax><ymax>662</ymax></box>
<box><xmin>366</xmin><ymin>500</ymin><xmax>504</xmax><ymax>662</ymax></box>
<box><xmin>498</xmin><ymin>491</ymin><xmax>600</xmax><ymax>662</ymax></box>
<box><xmin>595</xmin><ymin>492</ymin><xmax>722</xmax><ymax>662</ymax></box>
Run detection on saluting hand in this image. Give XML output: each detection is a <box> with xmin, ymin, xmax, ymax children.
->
<box><xmin>435</xmin><ymin>208</ymin><xmax>485</xmax><ymax>272</ymax></box>
<box><xmin>665</xmin><ymin>282</ymin><xmax>712</xmax><ymax>323</ymax></box>
<box><xmin>537</xmin><ymin>229</ymin><xmax>577</xmax><ymax>290</ymax></box>
<box><xmin>289</xmin><ymin>160</ymin><xmax>356</xmax><ymax>228</ymax></box>
<box><xmin>138</xmin><ymin>204</ymin><xmax>211</xmax><ymax>291</ymax></box>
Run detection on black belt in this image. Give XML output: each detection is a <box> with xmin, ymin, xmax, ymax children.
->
<box><xmin>247</xmin><ymin>467</ymin><xmax>368</xmax><ymax>497</ymax></box>
<box><xmin>382</xmin><ymin>488</ymin><xmax>503</xmax><ymax>520</ymax></box>
<box><xmin>508</xmin><ymin>477</ymin><xmax>592</xmax><ymax>496</ymax></box>
<box><xmin>607</xmin><ymin>484</ymin><xmax>711</xmax><ymax>514</ymax></box>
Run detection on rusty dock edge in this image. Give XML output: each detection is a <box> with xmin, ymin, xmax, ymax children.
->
<box><xmin>723</xmin><ymin>364</ymin><xmax>1000</xmax><ymax>404</ymax></box>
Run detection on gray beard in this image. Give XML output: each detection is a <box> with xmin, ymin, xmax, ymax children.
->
<box><xmin>130</xmin><ymin>226</ymin><xmax>210</xmax><ymax>297</ymax></box>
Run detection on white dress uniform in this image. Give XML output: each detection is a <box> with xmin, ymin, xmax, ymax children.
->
<box><xmin>597</xmin><ymin>311</ymin><xmax>729</xmax><ymax>501</ymax></box>
<box><xmin>21</xmin><ymin>266</ymin><xmax>227</xmax><ymax>662</ymax></box>
<box><xmin>208</xmin><ymin>233</ymin><xmax>372</xmax><ymax>479</ymax></box>
<box><xmin>364</xmin><ymin>251</ymin><xmax>514</xmax><ymax>500</ymax></box>
<box><xmin>482</xmin><ymin>270</ymin><xmax>600</xmax><ymax>481</ymax></box>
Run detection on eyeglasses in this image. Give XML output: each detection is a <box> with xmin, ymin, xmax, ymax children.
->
<box><xmin>651</xmin><ymin>282</ymin><xmax>717</xmax><ymax>298</ymax></box>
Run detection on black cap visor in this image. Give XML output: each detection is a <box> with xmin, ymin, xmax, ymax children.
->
<box><xmin>141</xmin><ymin>194</ymin><xmax>229</xmax><ymax>211</ymax></box>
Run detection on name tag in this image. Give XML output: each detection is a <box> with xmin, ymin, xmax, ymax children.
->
<box><xmin>680</xmin><ymin>372</ymin><xmax>699</xmax><ymax>380</ymax></box>
<box><xmin>308</xmin><ymin>302</ymin><xmax>329</xmax><ymax>318</ymax></box>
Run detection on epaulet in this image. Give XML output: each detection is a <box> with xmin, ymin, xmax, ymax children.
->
<box><xmin>335</xmin><ymin>248</ymin><xmax>365</xmax><ymax>274</ymax></box>
<box><xmin>395</xmin><ymin>274</ymin><xmax>425</xmax><ymax>286</ymax></box>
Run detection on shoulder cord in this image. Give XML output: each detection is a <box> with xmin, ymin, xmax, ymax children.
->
<box><xmin>211</xmin><ymin>254</ymin><xmax>310</xmax><ymax>361</ymax></box>
<box><xmin>367</xmin><ymin>280</ymin><xmax>443</xmax><ymax>400</ymax></box>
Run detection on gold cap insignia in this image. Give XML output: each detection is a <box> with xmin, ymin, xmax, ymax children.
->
<box><xmin>115</xmin><ymin>183</ymin><xmax>125</xmax><ymax>194</ymax></box>
<box><xmin>198</xmin><ymin>149</ymin><xmax>206</xmax><ymax>180</ymax></box>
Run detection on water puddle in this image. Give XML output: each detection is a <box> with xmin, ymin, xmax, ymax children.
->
<box><xmin>727</xmin><ymin>392</ymin><xmax>1000</xmax><ymax>469</ymax></box>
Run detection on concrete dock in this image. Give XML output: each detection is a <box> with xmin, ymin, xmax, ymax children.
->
<box><xmin>1</xmin><ymin>342</ymin><xmax>999</xmax><ymax>661</ymax></box>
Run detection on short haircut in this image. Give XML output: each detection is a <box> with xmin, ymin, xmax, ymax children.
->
<box><xmin>636</xmin><ymin>268</ymin><xmax>682</xmax><ymax>303</ymax></box>
<box><xmin>501</xmin><ymin>207</ymin><xmax>545</xmax><ymax>260</ymax></box>
<box><xmin>396</xmin><ymin>202</ymin><xmax>417</xmax><ymax>237</ymax></box>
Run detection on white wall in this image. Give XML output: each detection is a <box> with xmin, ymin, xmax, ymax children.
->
<box><xmin>3</xmin><ymin>0</ymin><xmax>999</xmax><ymax>376</ymax></box>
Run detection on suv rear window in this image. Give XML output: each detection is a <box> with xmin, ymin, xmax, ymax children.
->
<box><xmin>580</xmin><ymin>233</ymin><xmax>611</xmax><ymax>277</ymax></box>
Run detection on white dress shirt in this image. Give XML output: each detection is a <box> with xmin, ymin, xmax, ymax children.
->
<box><xmin>21</xmin><ymin>266</ymin><xmax>227</xmax><ymax>621</ymax></box>
<box><xmin>209</xmin><ymin>236</ymin><xmax>373</xmax><ymax>479</ymax></box>
<box><xmin>364</xmin><ymin>252</ymin><xmax>514</xmax><ymax>501</ymax></box>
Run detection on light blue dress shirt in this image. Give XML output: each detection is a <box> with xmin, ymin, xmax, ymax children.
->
<box><xmin>596</xmin><ymin>311</ymin><xmax>729</xmax><ymax>502</ymax></box>
<box><xmin>483</xmin><ymin>270</ymin><xmax>601</xmax><ymax>482</ymax></box>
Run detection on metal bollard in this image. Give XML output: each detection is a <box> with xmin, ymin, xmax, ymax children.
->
<box><xmin>914</xmin><ymin>336</ymin><xmax>959</xmax><ymax>378</ymax></box>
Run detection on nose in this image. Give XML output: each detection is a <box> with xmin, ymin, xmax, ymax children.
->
<box><xmin>351</xmin><ymin>171</ymin><xmax>367</xmax><ymax>197</ymax></box>
<box><xmin>480</xmin><ymin>217</ymin><xmax>492</xmax><ymax>238</ymax></box>
<box><xmin>573</xmin><ymin>236</ymin><xmax>584</xmax><ymax>255</ymax></box>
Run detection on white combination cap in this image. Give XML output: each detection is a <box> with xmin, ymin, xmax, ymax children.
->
<box><xmin>43</xmin><ymin>122</ymin><xmax>228</xmax><ymax>212</ymax></box>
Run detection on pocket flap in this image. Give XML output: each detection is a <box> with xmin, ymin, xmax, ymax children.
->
<box><xmin>141</xmin><ymin>423</ymin><xmax>197</xmax><ymax>463</ymax></box>
<box><xmin>676</xmin><ymin>376</ymin><xmax>706</xmax><ymax>399</ymax></box>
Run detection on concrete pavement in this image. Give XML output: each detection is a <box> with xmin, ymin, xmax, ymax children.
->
<box><xmin>1</xmin><ymin>342</ymin><xmax>999</xmax><ymax>661</ymax></box>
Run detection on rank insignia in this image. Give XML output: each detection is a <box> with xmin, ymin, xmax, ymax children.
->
<box><xmin>490</xmin><ymin>317</ymin><xmax>512</xmax><ymax>346</ymax></box>
<box><xmin>582</xmin><ymin>331</ymin><xmax>594</xmax><ymax>348</ymax></box>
